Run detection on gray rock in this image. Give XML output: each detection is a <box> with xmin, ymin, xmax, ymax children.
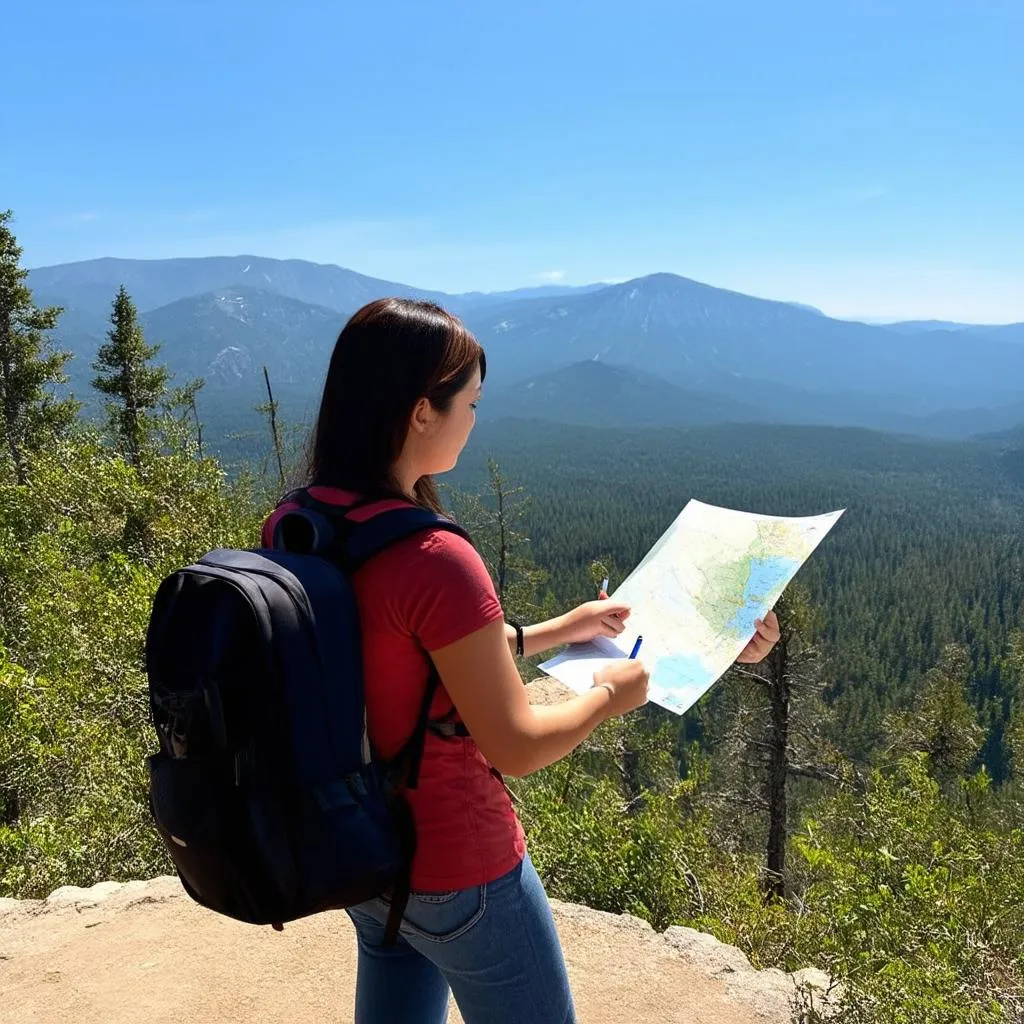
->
<box><xmin>791</xmin><ymin>967</ymin><xmax>832</xmax><ymax>992</ymax></box>
<box><xmin>46</xmin><ymin>880</ymin><xmax>125</xmax><ymax>907</ymax></box>
<box><xmin>550</xmin><ymin>899</ymin><xmax>654</xmax><ymax>934</ymax></box>
<box><xmin>663</xmin><ymin>925</ymin><xmax>754</xmax><ymax>974</ymax></box>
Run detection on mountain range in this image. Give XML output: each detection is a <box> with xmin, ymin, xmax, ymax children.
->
<box><xmin>28</xmin><ymin>255</ymin><xmax>600</xmax><ymax>321</ymax></box>
<box><xmin>27</xmin><ymin>255</ymin><xmax>1024</xmax><ymax>442</ymax></box>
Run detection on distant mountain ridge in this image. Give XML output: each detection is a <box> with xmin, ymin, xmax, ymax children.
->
<box><xmin>482</xmin><ymin>360</ymin><xmax>755</xmax><ymax>427</ymax></box>
<box><xmin>28</xmin><ymin>255</ymin><xmax>602</xmax><ymax>320</ymax></box>
<box><xmin>28</xmin><ymin>254</ymin><xmax>1024</xmax><ymax>442</ymax></box>
<box><xmin>482</xmin><ymin>360</ymin><xmax>1024</xmax><ymax>440</ymax></box>
<box><xmin>884</xmin><ymin>319</ymin><xmax>1024</xmax><ymax>342</ymax></box>
<box><xmin>28</xmin><ymin>255</ymin><xmax>451</xmax><ymax>319</ymax></box>
<box><xmin>140</xmin><ymin>287</ymin><xmax>338</xmax><ymax>386</ymax></box>
<box><xmin>883</xmin><ymin>319</ymin><xmax>976</xmax><ymax>333</ymax></box>
<box><xmin>462</xmin><ymin>272</ymin><xmax>1024</xmax><ymax>402</ymax></box>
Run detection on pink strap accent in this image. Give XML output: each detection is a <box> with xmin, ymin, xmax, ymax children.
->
<box><xmin>305</xmin><ymin>486</ymin><xmax>418</xmax><ymax>524</ymax></box>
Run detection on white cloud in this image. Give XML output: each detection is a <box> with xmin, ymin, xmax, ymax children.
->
<box><xmin>532</xmin><ymin>269</ymin><xmax>566</xmax><ymax>283</ymax></box>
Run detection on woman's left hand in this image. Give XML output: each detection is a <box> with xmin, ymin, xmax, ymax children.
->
<box><xmin>736</xmin><ymin>611</ymin><xmax>781</xmax><ymax>663</ymax></box>
<box><xmin>557</xmin><ymin>600</ymin><xmax>632</xmax><ymax>645</ymax></box>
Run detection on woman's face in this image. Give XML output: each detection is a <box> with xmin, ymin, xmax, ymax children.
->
<box><xmin>422</xmin><ymin>364</ymin><xmax>482</xmax><ymax>475</ymax></box>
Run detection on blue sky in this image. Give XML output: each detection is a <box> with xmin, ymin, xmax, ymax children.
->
<box><xmin>3</xmin><ymin>0</ymin><xmax>1022</xmax><ymax>322</ymax></box>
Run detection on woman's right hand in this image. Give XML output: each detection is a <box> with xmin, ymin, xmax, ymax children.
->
<box><xmin>593</xmin><ymin>660</ymin><xmax>650</xmax><ymax>716</ymax></box>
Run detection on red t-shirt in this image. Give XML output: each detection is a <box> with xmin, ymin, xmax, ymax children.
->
<box><xmin>261</xmin><ymin>486</ymin><xmax>527</xmax><ymax>891</ymax></box>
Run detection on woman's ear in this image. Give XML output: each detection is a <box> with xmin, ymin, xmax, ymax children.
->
<box><xmin>408</xmin><ymin>396</ymin><xmax>435</xmax><ymax>435</ymax></box>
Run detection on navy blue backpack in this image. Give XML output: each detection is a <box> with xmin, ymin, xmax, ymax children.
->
<box><xmin>144</xmin><ymin>488</ymin><xmax>469</xmax><ymax>943</ymax></box>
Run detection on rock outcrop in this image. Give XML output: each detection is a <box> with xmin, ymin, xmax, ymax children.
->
<box><xmin>1</xmin><ymin>875</ymin><xmax>836</xmax><ymax>1023</ymax></box>
<box><xmin>1</xmin><ymin>680</ymin><xmax>838</xmax><ymax>1021</ymax></box>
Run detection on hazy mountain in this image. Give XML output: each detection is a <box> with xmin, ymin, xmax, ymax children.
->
<box><xmin>28</xmin><ymin>255</ymin><xmax>607</xmax><ymax>327</ymax></box>
<box><xmin>972</xmin><ymin>424</ymin><xmax>1024</xmax><ymax>452</ymax></box>
<box><xmin>964</xmin><ymin>322</ymin><xmax>1024</xmax><ymax>343</ymax></box>
<box><xmin>884</xmin><ymin>319</ymin><xmax>975</xmax><ymax>333</ymax></box>
<box><xmin>462</xmin><ymin>273</ymin><xmax>1024</xmax><ymax>405</ymax></box>
<box><xmin>481</xmin><ymin>360</ymin><xmax>754</xmax><ymax>428</ymax></box>
<box><xmin>31</xmin><ymin>256</ymin><xmax>1024</xmax><ymax>443</ymax></box>
<box><xmin>455</xmin><ymin>283</ymin><xmax>608</xmax><ymax>306</ymax></box>
<box><xmin>55</xmin><ymin>287</ymin><xmax>339</xmax><ymax>395</ymax></box>
<box><xmin>28</xmin><ymin>255</ymin><xmax>451</xmax><ymax>322</ymax></box>
<box><xmin>480</xmin><ymin>360</ymin><xmax>1024</xmax><ymax>441</ymax></box>
<box><xmin>141</xmin><ymin>287</ymin><xmax>340</xmax><ymax>385</ymax></box>
<box><xmin>883</xmin><ymin>320</ymin><xmax>1024</xmax><ymax>343</ymax></box>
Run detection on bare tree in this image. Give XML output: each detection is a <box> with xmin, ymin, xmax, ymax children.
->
<box><xmin>447</xmin><ymin>459</ymin><xmax>549</xmax><ymax>624</ymax></box>
<box><xmin>256</xmin><ymin>365</ymin><xmax>285</xmax><ymax>491</ymax></box>
<box><xmin>710</xmin><ymin>583</ymin><xmax>847</xmax><ymax>898</ymax></box>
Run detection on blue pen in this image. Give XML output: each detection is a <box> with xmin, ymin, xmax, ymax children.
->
<box><xmin>629</xmin><ymin>635</ymin><xmax>643</xmax><ymax>659</ymax></box>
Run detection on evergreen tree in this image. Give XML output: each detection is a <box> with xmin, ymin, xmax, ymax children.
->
<box><xmin>1007</xmin><ymin>706</ymin><xmax>1024</xmax><ymax>784</ymax></box>
<box><xmin>1002</xmin><ymin>631</ymin><xmax>1024</xmax><ymax>781</ymax></box>
<box><xmin>884</xmin><ymin>643</ymin><xmax>985</xmax><ymax>788</ymax></box>
<box><xmin>0</xmin><ymin>210</ymin><xmax>78</xmax><ymax>484</ymax></box>
<box><xmin>91</xmin><ymin>286</ymin><xmax>169</xmax><ymax>467</ymax></box>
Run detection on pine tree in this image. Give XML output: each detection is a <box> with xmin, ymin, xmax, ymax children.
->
<box><xmin>0</xmin><ymin>210</ymin><xmax>79</xmax><ymax>484</ymax></box>
<box><xmin>1001</xmin><ymin>631</ymin><xmax>1024</xmax><ymax>782</ymax></box>
<box><xmin>884</xmin><ymin>643</ymin><xmax>985</xmax><ymax>788</ymax></box>
<box><xmin>91</xmin><ymin>286</ymin><xmax>169</xmax><ymax>467</ymax></box>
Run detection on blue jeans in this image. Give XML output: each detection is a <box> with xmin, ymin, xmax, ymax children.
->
<box><xmin>346</xmin><ymin>855</ymin><xmax>576</xmax><ymax>1024</ymax></box>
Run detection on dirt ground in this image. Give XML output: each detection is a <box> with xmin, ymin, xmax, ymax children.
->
<box><xmin>0</xmin><ymin>876</ymin><xmax>794</xmax><ymax>1024</ymax></box>
<box><xmin>2</xmin><ymin>681</ymin><xmax>811</xmax><ymax>1022</ymax></box>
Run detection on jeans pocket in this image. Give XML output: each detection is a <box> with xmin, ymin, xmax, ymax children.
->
<box><xmin>398</xmin><ymin>884</ymin><xmax>487</xmax><ymax>943</ymax></box>
<box><xmin>409</xmin><ymin>889</ymin><xmax>459</xmax><ymax>904</ymax></box>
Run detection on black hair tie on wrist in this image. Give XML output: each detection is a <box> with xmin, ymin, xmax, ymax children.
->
<box><xmin>510</xmin><ymin>621</ymin><xmax>524</xmax><ymax>658</ymax></box>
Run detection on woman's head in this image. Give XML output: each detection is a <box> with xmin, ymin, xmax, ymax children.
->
<box><xmin>304</xmin><ymin>298</ymin><xmax>486</xmax><ymax>510</ymax></box>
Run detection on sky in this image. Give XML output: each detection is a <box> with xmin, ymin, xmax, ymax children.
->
<box><xmin>3</xmin><ymin>0</ymin><xmax>1022</xmax><ymax>323</ymax></box>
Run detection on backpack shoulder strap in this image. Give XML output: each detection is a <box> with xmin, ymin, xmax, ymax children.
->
<box><xmin>344</xmin><ymin>506</ymin><xmax>470</xmax><ymax>572</ymax></box>
<box><xmin>272</xmin><ymin>490</ymin><xmax>473</xmax><ymax>945</ymax></box>
<box><xmin>273</xmin><ymin>490</ymin><xmax>469</xmax><ymax>565</ymax></box>
<box><xmin>279</xmin><ymin>488</ymin><xmax>470</xmax><ymax>571</ymax></box>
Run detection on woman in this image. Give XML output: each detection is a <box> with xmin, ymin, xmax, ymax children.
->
<box><xmin>261</xmin><ymin>298</ymin><xmax>779</xmax><ymax>1024</ymax></box>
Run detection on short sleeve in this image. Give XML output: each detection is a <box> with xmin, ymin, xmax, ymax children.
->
<box><xmin>389</xmin><ymin>530</ymin><xmax>504</xmax><ymax>651</ymax></box>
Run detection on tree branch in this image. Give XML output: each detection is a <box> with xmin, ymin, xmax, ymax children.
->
<box><xmin>787</xmin><ymin>763</ymin><xmax>842</xmax><ymax>785</ymax></box>
<box><xmin>715</xmin><ymin>791</ymin><xmax>770</xmax><ymax>812</ymax></box>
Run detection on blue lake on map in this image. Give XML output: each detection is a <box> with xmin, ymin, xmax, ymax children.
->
<box><xmin>651</xmin><ymin>654</ymin><xmax>712</xmax><ymax>713</ymax></box>
<box><xmin>724</xmin><ymin>555</ymin><xmax>801</xmax><ymax>636</ymax></box>
<box><xmin>654</xmin><ymin>653</ymin><xmax>711</xmax><ymax>691</ymax></box>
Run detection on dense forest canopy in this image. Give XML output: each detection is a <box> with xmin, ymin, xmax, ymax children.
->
<box><xmin>450</xmin><ymin>419</ymin><xmax>1024</xmax><ymax>774</ymax></box>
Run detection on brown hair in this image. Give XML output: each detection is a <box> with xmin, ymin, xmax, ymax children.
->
<box><xmin>302</xmin><ymin>298</ymin><xmax>486</xmax><ymax>513</ymax></box>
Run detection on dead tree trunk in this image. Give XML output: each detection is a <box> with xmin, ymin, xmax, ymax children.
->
<box><xmin>764</xmin><ymin>638</ymin><xmax>791</xmax><ymax>898</ymax></box>
<box><xmin>262</xmin><ymin>366</ymin><xmax>285</xmax><ymax>491</ymax></box>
